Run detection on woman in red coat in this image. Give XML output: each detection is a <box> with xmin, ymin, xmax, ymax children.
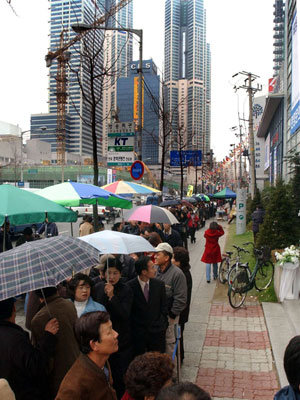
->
<box><xmin>201</xmin><ymin>222</ymin><xmax>224</xmax><ymax>283</ymax></box>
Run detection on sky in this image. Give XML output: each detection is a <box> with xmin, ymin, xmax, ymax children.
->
<box><xmin>0</xmin><ymin>0</ymin><xmax>274</xmax><ymax>160</ymax></box>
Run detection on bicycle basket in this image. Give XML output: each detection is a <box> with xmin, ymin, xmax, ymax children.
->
<box><xmin>237</xmin><ymin>270</ymin><xmax>249</xmax><ymax>285</ymax></box>
<box><xmin>257</xmin><ymin>246</ymin><xmax>271</xmax><ymax>261</ymax></box>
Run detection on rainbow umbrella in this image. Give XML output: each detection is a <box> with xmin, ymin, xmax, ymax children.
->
<box><xmin>36</xmin><ymin>181</ymin><xmax>132</xmax><ymax>209</ymax></box>
<box><xmin>101</xmin><ymin>181</ymin><xmax>161</xmax><ymax>195</ymax></box>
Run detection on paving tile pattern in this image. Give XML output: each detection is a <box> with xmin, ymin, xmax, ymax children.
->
<box><xmin>196</xmin><ymin>303</ymin><xmax>279</xmax><ymax>400</ymax></box>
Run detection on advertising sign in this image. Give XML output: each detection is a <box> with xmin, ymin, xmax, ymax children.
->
<box><xmin>107</xmin><ymin>122</ymin><xmax>135</xmax><ymax>166</ymax></box>
<box><xmin>291</xmin><ymin>6</ymin><xmax>300</xmax><ymax>135</ymax></box>
<box><xmin>107</xmin><ymin>169</ymin><xmax>112</xmax><ymax>184</ymax></box>
<box><xmin>236</xmin><ymin>188</ymin><xmax>247</xmax><ymax>235</ymax></box>
<box><xmin>268</xmin><ymin>77</ymin><xmax>277</xmax><ymax>93</ymax></box>
<box><xmin>264</xmin><ymin>134</ymin><xmax>270</xmax><ymax>170</ymax></box>
<box><xmin>187</xmin><ymin>185</ymin><xmax>194</xmax><ymax>197</ymax></box>
<box><xmin>107</xmin><ymin>152</ymin><xmax>135</xmax><ymax>166</ymax></box>
<box><xmin>133</xmin><ymin>77</ymin><xmax>144</xmax><ymax>126</ymax></box>
<box><xmin>170</xmin><ymin>150</ymin><xmax>202</xmax><ymax>167</ymax></box>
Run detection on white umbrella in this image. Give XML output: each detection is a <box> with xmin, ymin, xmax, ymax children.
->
<box><xmin>78</xmin><ymin>230</ymin><xmax>156</xmax><ymax>254</ymax></box>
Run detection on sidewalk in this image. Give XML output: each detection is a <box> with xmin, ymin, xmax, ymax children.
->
<box><xmin>182</xmin><ymin>222</ymin><xmax>280</xmax><ymax>400</ymax></box>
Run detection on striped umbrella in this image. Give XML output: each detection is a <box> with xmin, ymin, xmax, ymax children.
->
<box><xmin>125</xmin><ymin>205</ymin><xmax>179</xmax><ymax>224</ymax></box>
<box><xmin>101</xmin><ymin>181</ymin><xmax>161</xmax><ymax>195</ymax></box>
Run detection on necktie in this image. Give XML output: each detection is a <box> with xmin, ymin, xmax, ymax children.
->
<box><xmin>144</xmin><ymin>282</ymin><xmax>149</xmax><ymax>302</ymax></box>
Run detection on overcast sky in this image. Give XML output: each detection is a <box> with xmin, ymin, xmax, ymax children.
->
<box><xmin>0</xmin><ymin>0</ymin><xmax>274</xmax><ymax>160</ymax></box>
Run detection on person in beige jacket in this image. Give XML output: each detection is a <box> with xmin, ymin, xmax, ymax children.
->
<box><xmin>79</xmin><ymin>215</ymin><xmax>94</xmax><ymax>237</ymax></box>
<box><xmin>0</xmin><ymin>379</ymin><xmax>16</xmax><ymax>400</ymax></box>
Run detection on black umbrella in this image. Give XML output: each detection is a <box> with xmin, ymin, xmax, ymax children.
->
<box><xmin>159</xmin><ymin>199</ymin><xmax>180</xmax><ymax>207</ymax></box>
<box><xmin>183</xmin><ymin>197</ymin><xmax>197</xmax><ymax>204</ymax></box>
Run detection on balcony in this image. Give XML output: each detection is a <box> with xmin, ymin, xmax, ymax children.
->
<box><xmin>273</xmin><ymin>32</ymin><xmax>284</xmax><ymax>39</ymax></box>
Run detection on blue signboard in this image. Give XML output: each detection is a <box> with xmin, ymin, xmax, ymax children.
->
<box><xmin>130</xmin><ymin>161</ymin><xmax>144</xmax><ymax>180</ymax></box>
<box><xmin>170</xmin><ymin>150</ymin><xmax>202</xmax><ymax>167</ymax></box>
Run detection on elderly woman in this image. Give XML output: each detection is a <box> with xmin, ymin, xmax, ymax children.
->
<box><xmin>67</xmin><ymin>273</ymin><xmax>106</xmax><ymax>317</ymax></box>
<box><xmin>172</xmin><ymin>246</ymin><xmax>193</xmax><ymax>364</ymax></box>
<box><xmin>121</xmin><ymin>352</ymin><xmax>174</xmax><ymax>400</ymax></box>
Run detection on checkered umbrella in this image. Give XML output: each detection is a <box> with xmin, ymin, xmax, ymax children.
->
<box><xmin>0</xmin><ymin>236</ymin><xmax>99</xmax><ymax>301</ymax></box>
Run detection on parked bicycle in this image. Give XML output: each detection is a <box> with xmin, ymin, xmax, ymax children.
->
<box><xmin>228</xmin><ymin>243</ymin><xmax>274</xmax><ymax>309</ymax></box>
<box><xmin>219</xmin><ymin>245</ymin><xmax>249</xmax><ymax>284</ymax></box>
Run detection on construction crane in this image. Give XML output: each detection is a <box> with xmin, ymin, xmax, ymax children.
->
<box><xmin>45</xmin><ymin>0</ymin><xmax>132</xmax><ymax>171</ymax></box>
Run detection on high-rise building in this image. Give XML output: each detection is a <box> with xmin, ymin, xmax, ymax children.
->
<box><xmin>102</xmin><ymin>0</ymin><xmax>133</xmax><ymax>158</ymax></box>
<box><xmin>31</xmin><ymin>0</ymin><xmax>132</xmax><ymax>163</ymax></box>
<box><xmin>273</xmin><ymin>0</ymin><xmax>285</xmax><ymax>76</ymax></box>
<box><xmin>164</xmin><ymin>0</ymin><xmax>211</xmax><ymax>155</ymax></box>
<box><xmin>116</xmin><ymin>60</ymin><xmax>160</xmax><ymax>164</ymax></box>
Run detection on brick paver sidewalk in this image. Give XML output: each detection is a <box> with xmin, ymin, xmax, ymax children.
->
<box><xmin>196</xmin><ymin>302</ymin><xmax>279</xmax><ymax>400</ymax></box>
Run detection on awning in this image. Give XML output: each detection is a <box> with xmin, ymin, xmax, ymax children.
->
<box><xmin>257</xmin><ymin>94</ymin><xmax>284</xmax><ymax>138</ymax></box>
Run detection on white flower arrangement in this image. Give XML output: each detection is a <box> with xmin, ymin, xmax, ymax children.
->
<box><xmin>275</xmin><ymin>245</ymin><xmax>300</xmax><ymax>266</ymax></box>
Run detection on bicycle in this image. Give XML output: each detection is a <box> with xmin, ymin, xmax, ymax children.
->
<box><xmin>218</xmin><ymin>251</ymin><xmax>234</xmax><ymax>284</ymax></box>
<box><xmin>225</xmin><ymin>245</ymin><xmax>250</xmax><ymax>285</ymax></box>
<box><xmin>228</xmin><ymin>244</ymin><xmax>274</xmax><ymax>309</ymax></box>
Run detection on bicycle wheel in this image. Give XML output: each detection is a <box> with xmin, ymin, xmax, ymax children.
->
<box><xmin>254</xmin><ymin>261</ymin><xmax>274</xmax><ymax>291</ymax></box>
<box><xmin>218</xmin><ymin>258</ymin><xmax>229</xmax><ymax>284</ymax></box>
<box><xmin>228</xmin><ymin>273</ymin><xmax>248</xmax><ymax>309</ymax></box>
<box><xmin>228</xmin><ymin>264</ymin><xmax>249</xmax><ymax>290</ymax></box>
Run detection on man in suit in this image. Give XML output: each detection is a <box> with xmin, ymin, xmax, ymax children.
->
<box><xmin>127</xmin><ymin>255</ymin><xmax>168</xmax><ymax>356</ymax></box>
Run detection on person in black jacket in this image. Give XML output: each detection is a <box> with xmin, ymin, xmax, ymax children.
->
<box><xmin>163</xmin><ymin>223</ymin><xmax>183</xmax><ymax>248</ymax></box>
<box><xmin>251</xmin><ymin>205</ymin><xmax>265</xmax><ymax>242</ymax></box>
<box><xmin>0</xmin><ymin>222</ymin><xmax>12</xmax><ymax>253</ymax></box>
<box><xmin>172</xmin><ymin>247</ymin><xmax>193</xmax><ymax>364</ymax></box>
<box><xmin>127</xmin><ymin>255</ymin><xmax>168</xmax><ymax>357</ymax></box>
<box><xmin>92</xmin><ymin>258</ymin><xmax>133</xmax><ymax>399</ymax></box>
<box><xmin>0</xmin><ymin>297</ymin><xmax>59</xmax><ymax>400</ymax></box>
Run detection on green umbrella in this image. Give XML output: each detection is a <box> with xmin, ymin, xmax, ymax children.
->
<box><xmin>0</xmin><ymin>184</ymin><xmax>77</xmax><ymax>226</ymax></box>
<box><xmin>36</xmin><ymin>182</ymin><xmax>132</xmax><ymax>209</ymax></box>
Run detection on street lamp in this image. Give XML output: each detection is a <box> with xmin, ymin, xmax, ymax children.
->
<box><xmin>72</xmin><ymin>23</ymin><xmax>143</xmax><ymax>161</ymax></box>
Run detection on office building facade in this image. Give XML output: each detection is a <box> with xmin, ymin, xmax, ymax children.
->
<box><xmin>116</xmin><ymin>60</ymin><xmax>160</xmax><ymax>164</ymax></box>
<box><xmin>164</xmin><ymin>0</ymin><xmax>211</xmax><ymax>154</ymax></box>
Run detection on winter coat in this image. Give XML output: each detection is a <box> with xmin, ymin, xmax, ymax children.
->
<box><xmin>0</xmin><ymin>320</ymin><xmax>56</xmax><ymax>400</ymax></box>
<box><xmin>156</xmin><ymin>263</ymin><xmax>187</xmax><ymax>319</ymax></box>
<box><xmin>31</xmin><ymin>294</ymin><xmax>80</xmax><ymax>398</ymax></box>
<box><xmin>274</xmin><ymin>385</ymin><xmax>300</xmax><ymax>400</ymax></box>
<box><xmin>73</xmin><ymin>296</ymin><xmax>106</xmax><ymax>317</ymax></box>
<box><xmin>187</xmin><ymin>213</ymin><xmax>199</xmax><ymax>228</ymax></box>
<box><xmin>79</xmin><ymin>221</ymin><xmax>94</xmax><ymax>237</ymax></box>
<box><xmin>37</xmin><ymin>222</ymin><xmax>58</xmax><ymax>237</ymax></box>
<box><xmin>252</xmin><ymin>209</ymin><xmax>265</xmax><ymax>233</ymax></box>
<box><xmin>179</xmin><ymin>266</ymin><xmax>193</xmax><ymax>325</ymax></box>
<box><xmin>92</xmin><ymin>280</ymin><xmax>133</xmax><ymax>351</ymax></box>
<box><xmin>201</xmin><ymin>226</ymin><xmax>224</xmax><ymax>264</ymax></box>
<box><xmin>163</xmin><ymin>227</ymin><xmax>183</xmax><ymax>248</ymax></box>
<box><xmin>55</xmin><ymin>353</ymin><xmax>117</xmax><ymax>400</ymax></box>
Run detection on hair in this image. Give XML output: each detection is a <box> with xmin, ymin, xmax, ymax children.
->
<box><xmin>284</xmin><ymin>335</ymin><xmax>300</xmax><ymax>391</ymax></box>
<box><xmin>112</xmin><ymin>222</ymin><xmax>122</xmax><ymax>231</ymax></box>
<box><xmin>67</xmin><ymin>273</ymin><xmax>94</xmax><ymax>300</ymax></box>
<box><xmin>209</xmin><ymin>222</ymin><xmax>219</xmax><ymax>230</ymax></box>
<box><xmin>85</xmin><ymin>215</ymin><xmax>93</xmax><ymax>223</ymax></box>
<box><xmin>135</xmin><ymin>255</ymin><xmax>152</xmax><ymax>276</ymax></box>
<box><xmin>75</xmin><ymin>311</ymin><xmax>110</xmax><ymax>354</ymax></box>
<box><xmin>35</xmin><ymin>287</ymin><xmax>57</xmax><ymax>299</ymax></box>
<box><xmin>156</xmin><ymin>382</ymin><xmax>211</xmax><ymax>400</ymax></box>
<box><xmin>23</xmin><ymin>227</ymin><xmax>33</xmax><ymax>236</ymax></box>
<box><xmin>103</xmin><ymin>257</ymin><xmax>122</xmax><ymax>273</ymax></box>
<box><xmin>0</xmin><ymin>298</ymin><xmax>15</xmax><ymax>320</ymax></box>
<box><xmin>173</xmin><ymin>247</ymin><xmax>190</xmax><ymax>271</ymax></box>
<box><xmin>124</xmin><ymin>352</ymin><xmax>174</xmax><ymax>400</ymax></box>
<box><xmin>148</xmin><ymin>232</ymin><xmax>162</xmax><ymax>247</ymax></box>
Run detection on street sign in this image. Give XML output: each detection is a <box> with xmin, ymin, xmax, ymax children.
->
<box><xmin>130</xmin><ymin>161</ymin><xmax>144</xmax><ymax>180</ymax></box>
<box><xmin>170</xmin><ymin>150</ymin><xmax>202</xmax><ymax>167</ymax></box>
<box><xmin>107</xmin><ymin>121</ymin><xmax>135</xmax><ymax>166</ymax></box>
<box><xmin>18</xmin><ymin>181</ymin><xmax>24</xmax><ymax>187</ymax></box>
<box><xmin>236</xmin><ymin>188</ymin><xmax>247</xmax><ymax>235</ymax></box>
<box><xmin>107</xmin><ymin>152</ymin><xmax>135</xmax><ymax>166</ymax></box>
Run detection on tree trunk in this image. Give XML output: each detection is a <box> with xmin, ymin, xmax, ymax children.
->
<box><xmin>91</xmin><ymin>103</ymin><xmax>99</xmax><ymax>232</ymax></box>
<box><xmin>179</xmin><ymin>149</ymin><xmax>184</xmax><ymax>199</ymax></box>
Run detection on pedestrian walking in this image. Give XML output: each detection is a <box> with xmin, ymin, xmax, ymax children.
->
<box><xmin>187</xmin><ymin>211</ymin><xmax>199</xmax><ymax>244</ymax></box>
<box><xmin>201</xmin><ymin>222</ymin><xmax>224</xmax><ymax>283</ymax></box>
<box><xmin>37</xmin><ymin>218</ymin><xmax>58</xmax><ymax>237</ymax></box>
<box><xmin>79</xmin><ymin>215</ymin><xmax>94</xmax><ymax>236</ymax></box>
<box><xmin>251</xmin><ymin>204</ymin><xmax>265</xmax><ymax>242</ymax></box>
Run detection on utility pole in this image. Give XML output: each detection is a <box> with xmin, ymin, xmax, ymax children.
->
<box><xmin>233</xmin><ymin>72</ymin><xmax>262</xmax><ymax>199</ymax></box>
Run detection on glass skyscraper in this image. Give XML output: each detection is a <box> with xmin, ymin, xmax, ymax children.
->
<box><xmin>164</xmin><ymin>0</ymin><xmax>211</xmax><ymax>154</ymax></box>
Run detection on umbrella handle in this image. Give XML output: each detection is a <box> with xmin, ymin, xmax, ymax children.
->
<box><xmin>41</xmin><ymin>289</ymin><xmax>53</xmax><ymax>318</ymax></box>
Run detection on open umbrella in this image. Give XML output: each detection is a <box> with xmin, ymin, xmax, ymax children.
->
<box><xmin>125</xmin><ymin>205</ymin><xmax>179</xmax><ymax>225</ymax></box>
<box><xmin>181</xmin><ymin>199</ymin><xmax>194</xmax><ymax>208</ymax></box>
<box><xmin>0</xmin><ymin>184</ymin><xmax>77</xmax><ymax>227</ymax></box>
<box><xmin>194</xmin><ymin>194</ymin><xmax>210</xmax><ymax>202</ymax></box>
<box><xmin>79</xmin><ymin>230</ymin><xmax>156</xmax><ymax>254</ymax></box>
<box><xmin>183</xmin><ymin>197</ymin><xmax>197</xmax><ymax>204</ymax></box>
<box><xmin>213</xmin><ymin>187</ymin><xmax>236</xmax><ymax>199</ymax></box>
<box><xmin>36</xmin><ymin>182</ymin><xmax>132</xmax><ymax>209</ymax></box>
<box><xmin>0</xmin><ymin>236</ymin><xmax>99</xmax><ymax>301</ymax></box>
<box><xmin>159</xmin><ymin>199</ymin><xmax>180</xmax><ymax>207</ymax></box>
<box><xmin>101</xmin><ymin>181</ymin><xmax>161</xmax><ymax>195</ymax></box>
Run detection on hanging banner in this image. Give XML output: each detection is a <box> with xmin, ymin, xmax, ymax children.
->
<box><xmin>133</xmin><ymin>77</ymin><xmax>144</xmax><ymax>127</ymax></box>
<box><xmin>187</xmin><ymin>185</ymin><xmax>194</xmax><ymax>197</ymax></box>
<box><xmin>291</xmin><ymin>5</ymin><xmax>300</xmax><ymax>135</ymax></box>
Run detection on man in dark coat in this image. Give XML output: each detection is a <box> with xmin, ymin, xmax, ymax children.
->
<box><xmin>55</xmin><ymin>311</ymin><xmax>117</xmax><ymax>400</ymax></box>
<box><xmin>92</xmin><ymin>258</ymin><xmax>133</xmax><ymax>399</ymax></box>
<box><xmin>163</xmin><ymin>223</ymin><xmax>183</xmax><ymax>248</ymax></box>
<box><xmin>37</xmin><ymin>219</ymin><xmax>58</xmax><ymax>237</ymax></box>
<box><xmin>127</xmin><ymin>255</ymin><xmax>168</xmax><ymax>356</ymax></box>
<box><xmin>251</xmin><ymin>205</ymin><xmax>265</xmax><ymax>242</ymax></box>
<box><xmin>0</xmin><ymin>297</ymin><xmax>59</xmax><ymax>400</ymax></box>
<box><xmin>31</xmin><ymin>287</ymin><xmax>80</xmax><ymax>398</ymax></box>
<box><xmin>0</xmin><ymin>222</ymin><xmax>12</xmax><ymax>253</ymax></box>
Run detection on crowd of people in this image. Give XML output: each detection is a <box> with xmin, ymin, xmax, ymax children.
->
<box><xmin>0</xmin><ymin>200</ymin><xmax>227</xmax><ymax>400</ymax></box>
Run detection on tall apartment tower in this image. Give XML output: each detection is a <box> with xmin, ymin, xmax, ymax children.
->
<box><xmin>273</xmin><ymin>0</ymin><xmax>285</xmax><ymax>76</ymax></box>
<box><xmin>164</xmin><ymin>0</ymin><xmax>211</xmax><ymax>155</ymax></box>
<box><xmin>102</xmin><ymin>0</ymin><xmax>133</xmax><ymax>158</ymax></box>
